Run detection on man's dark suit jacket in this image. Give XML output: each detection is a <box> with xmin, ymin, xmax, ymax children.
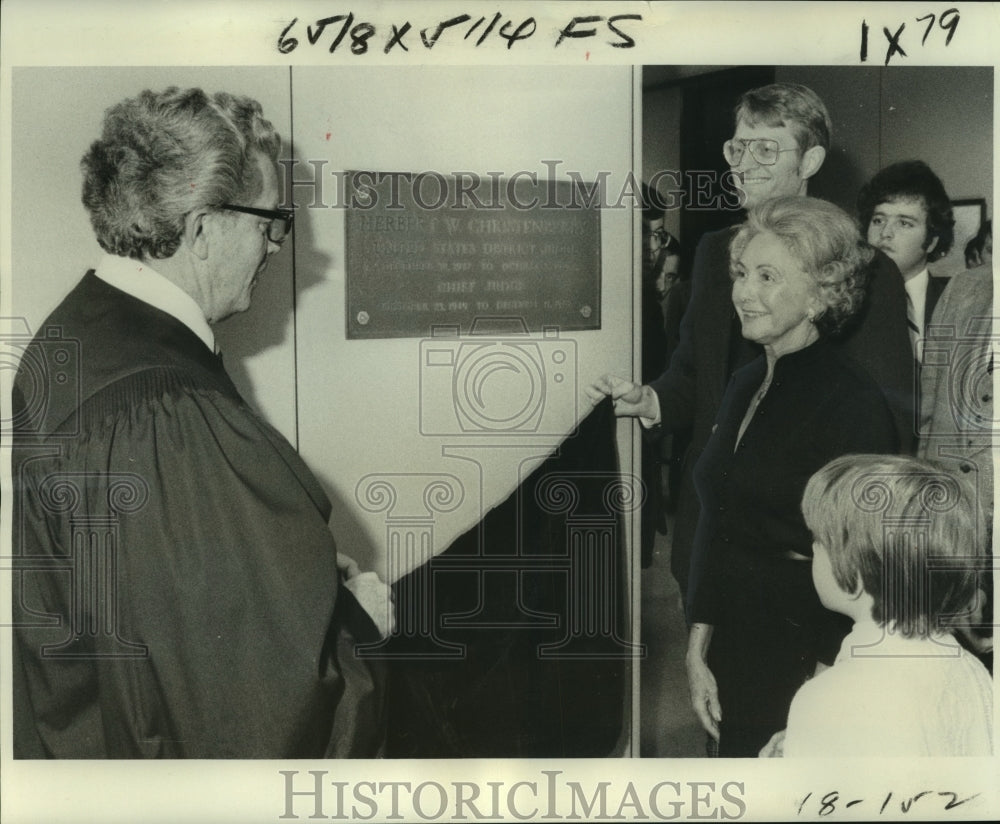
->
<box><xmin>649</xmin><ymin>226</ymin><xmax>913</xmax><ymax>593</ymax></box>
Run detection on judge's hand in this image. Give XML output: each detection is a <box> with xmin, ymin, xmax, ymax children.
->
<box><xmin>759</xmin><ymin>729</ymin><xmax>785</xmax><ymax>758</ymax></box>
<box><xmin>337</xmin><ymin>553</ymin><xmax>362</xmax><ymax>580</ymax></box>
<box><xmin>585</xmin><ymin>374</ymin><xmax>657</xmax><ymax>419</ymax></box>
<box><xmin>338</xmin><ymin>554</ymin><xmax>396</xmax><ymax>638</ymax></box>
<box><xmin>685</xmin><ymin>656</ymin><xmax>721</xmax><ymax>741</ymax></box>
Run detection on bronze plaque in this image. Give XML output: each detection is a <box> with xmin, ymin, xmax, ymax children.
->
<box><xmin>345</xmin><ymin>171</ymin><xmax>602</xmax><ymax>339</ymax></box>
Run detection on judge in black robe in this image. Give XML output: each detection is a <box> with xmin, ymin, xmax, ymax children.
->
<box><xmin>10</xmin><ymin>87</ymin><xmax>384</xmax><ymax>758</ymax></box>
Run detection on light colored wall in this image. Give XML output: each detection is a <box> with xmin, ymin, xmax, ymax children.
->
<box><xmin>12</xmin><ymin>66</ymin><xmax>637</xmax><ymax>580</ymax></box>
<box><xmin>880</xmin><ymin>66</ymin><xmax>993</xmax><ymax>275</ymax></box>
<box><xmin>774</xmin><ymin>66</ymin><xmax>882</xmax><ymax>214</ymax></box>
<box><xmin>879</xmin><ymin>67</ymin><xmax>993</xmax><ymax>212</ymax></box>
<box><xmin>291</xmin><ymin>66</ymin><xmax>636</xmax><ymax>577</ymax></box>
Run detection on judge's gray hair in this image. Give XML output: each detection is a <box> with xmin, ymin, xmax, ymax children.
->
<box><xmin>81</xmin><ymin>87</ymin><xmax>280</xmax><ymax>261</ymax></box>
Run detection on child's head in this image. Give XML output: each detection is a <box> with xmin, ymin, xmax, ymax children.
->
<box><xmin>801</xmin><ymin>454</ymin><xmax>984</xmax><ymax>637</ymax></box>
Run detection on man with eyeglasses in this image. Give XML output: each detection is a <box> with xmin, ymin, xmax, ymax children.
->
<box><xmin>11</xmin><ymin>87</ymin><xmax>386</xmax><ymax>758</ymax></box>
<box><xmin>589</xmin><ymin>82</ymin><xmax>912</xmax><ymax>600</ymax></box>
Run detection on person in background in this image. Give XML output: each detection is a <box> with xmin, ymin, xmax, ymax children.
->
<box><xmin>769</xmin><ymin>454</ymin><xmax>993</xmax><ymax>757</ymax></box>
<box><xmin>656</xmin><ymin>231</ymin><xmax>689</xmax><ymax>364</ymax></box>
<box><xmin>656</xmin><ymin>231</ymin><xmax>692</xmax><ymax>516</ymax></box>
<box><xmin>639</xmin><ymin>193</ymin><xmax>673</xmax><ymax>564</ymax></box>
<box><xmin>642</xmin><ymin>188</ymin><xmax>684</xmax><ymax>307</ymax></box>
<box><xmin>857</xmin><ymin>160</ymin><xmax>955</xmax><ymax>365</ymax></box>
<box><xmin>638</xmin><ymin>188</ymin><xmax>694</xmax><ymax>562</ymax></box>
<box><xmin>918</xmin><ymin>263</ymin><xmax>994</xmax><ymax>670</ymax></box>
<box><xmin>589</xmin><ymin>83</ymin><xmax>913</xmax><ymax>600</ymax></box>
<box><xmin>965</xmin><ymin>218</ymin><xmax>992</xmax><ymax>269</ymax></box>
<box><xmin>11</xmin><ymin>87</ymin><xmax>389</xmax><ymax>758</ymax></box>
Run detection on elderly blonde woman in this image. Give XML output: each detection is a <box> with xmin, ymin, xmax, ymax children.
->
<box><xmin>679</xmin><ymin>196</ymin><xmax>900</xmax><ymax>756</ymax></box>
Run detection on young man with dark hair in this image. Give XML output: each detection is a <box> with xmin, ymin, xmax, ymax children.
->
<box><xmin>857</xmin><ymin>160</ymin><xmax>956</xmax><ymax>363</ymax></box>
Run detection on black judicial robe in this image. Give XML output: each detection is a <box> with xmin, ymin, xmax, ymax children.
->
<box><xmin>11</xmin><ymin>272</ymin><xmax>383</xmax><ymax>758</ymax></box>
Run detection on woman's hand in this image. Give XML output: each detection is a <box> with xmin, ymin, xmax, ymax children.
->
<box><xmin>686</xmin><ymin>656</ymin><xmax>722</xmax><ymax>741</ymax></box>
<box><xmin>759</xmin><ymin>729</ymin><xmax>785</xmax><ymax>758</ymax></box>
<box><xmin>585</xmin><ymin>375</ymin><xmax>658</xmax><ymax>419</ymax></box>
<box><xmin>686</xmin><ymin>622</ymin><xmax>721</xmax><ymax>741</ymax></box>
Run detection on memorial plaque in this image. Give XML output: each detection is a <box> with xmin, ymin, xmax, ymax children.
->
<box><xmin>345</xmin><ymin>171</ymin><xmax>602</xmax><ymax>339</ymax></box>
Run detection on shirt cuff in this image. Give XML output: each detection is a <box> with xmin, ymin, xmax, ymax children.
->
<box><xmin>343</xmin><ymin>571</ymin><xmax>395</xmax><ymax>639</ymax></box>
<box><xmin>638</xmin><ymin>386</ymin><xmax>662</xmax><ymax>429</ymax></box>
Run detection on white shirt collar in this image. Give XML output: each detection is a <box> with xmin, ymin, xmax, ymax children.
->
<box><xmin>837</xmin><ymin>619</ymin><xmax>960</xmax><ymax>663</ymax></box>
<box><xmin>903</xmin><ymin>267</ymin><xmax>930</xmax><ymax>330</ymax></box>
<box><xmin>94</xmin><ymin>254</ymin><xmax>216</xmax><ymax>353</ymax></box>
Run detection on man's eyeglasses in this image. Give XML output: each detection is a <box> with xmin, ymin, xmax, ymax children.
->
<box><xmin>723</xmin><ymin>138</ymin><xmax>797</xmax><ymax>167</ymax></box>
<box><xmin>218</xmin><ymin>204</ymin><xmax>295</xmax><ymax>244</ymax></box>
<box><xmin>650</xmin><ymin>227</ymin><xmax>672</xmax><ymax>246</ymax></box>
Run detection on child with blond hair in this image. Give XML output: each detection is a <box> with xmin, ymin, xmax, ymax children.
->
<box><xmin>770</xmin><ymin>454</ymin><xmax>992</xmax><ymax>757</ymax></box>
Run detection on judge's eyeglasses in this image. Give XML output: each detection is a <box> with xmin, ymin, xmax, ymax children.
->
<box><xmin>218</xmin><ymin>204</ymin><xmax>295</xmax><ymax>244</ymax></box>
